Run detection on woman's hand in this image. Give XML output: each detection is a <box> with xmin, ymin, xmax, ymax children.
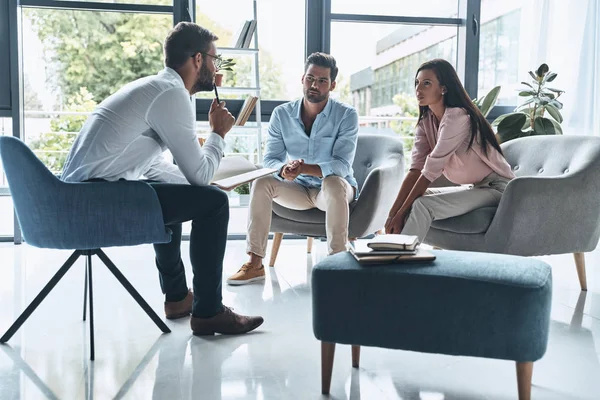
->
<box><xmin>385</xmin><ymin>211</ymin><xmax>407</xmax><ymax>234</ymax></box>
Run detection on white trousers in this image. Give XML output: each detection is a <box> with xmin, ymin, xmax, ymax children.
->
<box><xmin>401</xmin><ymin>172</ymin><xmax>511</xmax><ymax>241</ymax></box>
<box><xmin>247</xmin><ymin>175</ymin><xmax>355</xmax><ymax>257</ymax></box>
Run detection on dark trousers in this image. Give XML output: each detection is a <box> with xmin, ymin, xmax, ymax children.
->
<box><xmin>150</xmin><ymin>183</ymin><xmax>229</xmax><ymax>318</ymax></box>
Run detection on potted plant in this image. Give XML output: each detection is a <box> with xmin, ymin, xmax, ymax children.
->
<box><xmin>214</xmin><ymin>55</ymin><xmax>236</xmax><ymax>87</ymax></box>
<box><xmin>234</xmin><ymin>183</ymin><xmax>250</xmax><ymax>206</ymax></box>
<box><xmin>492</xmin><ymin>63</ymin><xmax>565</xmax><ymax>143</ymax></box>
<box><xmin>473</xmin><ymin>86</ymin><xmax>501</xmax><ymax>118</ymax></box>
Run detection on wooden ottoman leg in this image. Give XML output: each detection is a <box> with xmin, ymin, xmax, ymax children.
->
<box><xmin>307</xmin><ymin>237</ymin><xmax>314</xmax><ymax>253</ymax></box>
<box><xmin>269</xmin><ymin>232</ymin><xmax>284</xmax><ymax>267</ymax></box>
<box><xmin>351</xmin><ymin>345</ymin><xmax>360</xmax><ymax>368</ymax></box>
<box><xmin>516</xmin><ymin>361</ymin><xmax>533</xmax><ymax>400</ymax></box>
<box><xmin>321</xmin><ymin>342</ymin><xmax>336</xmax><ymax>394</ymax></box>
<box><xmin>574</xmin><ymin>252</ymin><xmax>587</xmax><ymax>291</ymax></box>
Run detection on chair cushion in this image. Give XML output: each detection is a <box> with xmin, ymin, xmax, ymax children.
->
<box><xmin>430</xmin><ymin>206</ymin><xmax>497</xmax><ymax>234</ymax></box>
<box><xmin>312</xmin><ymin>250</ymin><xmax>552</xmax><ymax>362</ymax></box>
<box><xmin>272</xmin><ymin>201</ymin><xmax>357</xmax><ymax>224</ymax></box>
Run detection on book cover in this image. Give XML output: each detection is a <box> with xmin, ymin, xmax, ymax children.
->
<box><xmin>367</xmin><ymin>234</ymin><xmax>420</xmax><ymax>251</ymax></box>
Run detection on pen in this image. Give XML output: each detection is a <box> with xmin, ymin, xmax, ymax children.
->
<box><xmin>213</xmin><ymin>83</ymin><xmax>220</xmax><ymax>104</ymax></box>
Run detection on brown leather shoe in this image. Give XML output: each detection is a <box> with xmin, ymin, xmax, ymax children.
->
<box><xmin>164</xmin><ymin>289</ymin><xmax>193</xmax><ymax>319</ymax></box>
<box><xmin>191</xmin><ymin>306</ymin><xmax>264</xmax><ymax>335</ymax></box>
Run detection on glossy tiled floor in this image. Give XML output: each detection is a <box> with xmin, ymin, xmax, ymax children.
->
<box><xmin>0</xmin><ymin>239</ymin><xmax>599</xmax><ymax>399</ymax></box>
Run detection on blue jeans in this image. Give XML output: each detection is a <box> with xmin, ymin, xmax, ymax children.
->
<box><xmin>150</xmin><ymin>183</ymin><xmax>229</xmax><ymax>318</ymax></box>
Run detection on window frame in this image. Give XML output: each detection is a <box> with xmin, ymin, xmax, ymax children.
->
<box><xmin>2</xmin><ymin>0</ymin><xmax>510</xmax><ymax>243</ymax></box>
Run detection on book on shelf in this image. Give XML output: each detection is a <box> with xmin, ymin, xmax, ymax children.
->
<box><xmin>210</xmin><ymin>155</ymin><xmax>277</xmax><ymax>192</ymax></box>
<box><xmin>242</xmin><ymin>20</ymin><xmax>257</xmax><ymax>48</ymax></box>
<box><xmin>367</xmin><ymin>234</ymin><xmax>420</xmax><ymax>251</ymax></box>
<box><xmin>233</xmin><ymin>20</ymin><xmax>251</xmax><ymax>48</ymax></box>
<box><xmin>233</xmin><ymin>20</ymin><xmax>256</xmax><ymax>49</ymax></box>
<box><xmin>235</xmin><ymin>95</ymin><xmax>258</xmax><ymax>126</ymax></box>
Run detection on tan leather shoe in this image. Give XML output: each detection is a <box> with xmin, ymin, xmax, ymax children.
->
<box><xmin>191</xmin><ymin>306</ymin><xmax>264</xmax><ymax>335</ymax></box>
<box><xmin>164</xmin><ymin>289</ymin><xmax>193</xmax><ymax>319</ymax></box>
<box><xmin>226</xmin><ymin>263</ymin><xmax>265</xmax><ymax>286</ymax></box>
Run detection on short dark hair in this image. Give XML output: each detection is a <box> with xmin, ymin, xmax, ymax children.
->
<box><xmin>164</xmin><ymin>22</ymin><xmax>218</xmax><ymax>70</ymax></box>
<box><xmin>304</xmin><ymin>52</ymin><xmax>338</xmax><ymax>81</ymax></box>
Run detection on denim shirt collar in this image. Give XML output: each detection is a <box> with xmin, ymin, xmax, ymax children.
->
<box><xmin>293</xmin><ymin>97</ymin><xmax>334</xmax><ymax>121</ymax></box>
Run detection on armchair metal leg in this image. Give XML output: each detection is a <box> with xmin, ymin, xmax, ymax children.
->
<box><xmin>574</xmin><ymin>253</ymin><xmax>587</xmax><ymax>291</ymax></box>
<box><xmin>83</xmin><ymin>258</ymin><xmax>88</xmax><ymax>321</ymax></box>
<box><xmin>86</xmin><ymin>253</ymin><xmax>95</xmax><ymax>361</ymax></box>
<box><xmin>0</xmin><ymin>250</ymin><xmax>82</xmax><ymax>344</ymax></box>
<box><xmin>95</xmin><ymin>249</ymin><xmax>170</xmax><ymax>334</ymax></box>
<box><xmin>269</xmin><ymin>232</ymin><xmax>284</xmax><ymax>267</ymax></box>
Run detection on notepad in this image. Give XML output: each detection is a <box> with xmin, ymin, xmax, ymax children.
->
<box><xmin>351</xmin><ymin>248</ymin><xmax>436</xmax><ymax>265</ymax></box>
<box><xmin>367</xmin><ymin>234</ymin><xmax>420</xmax><ymax>251</ymax></box>
<box><xmin>210</xmin><ymin>156</ymin><xmax>277</xmax><ymax>191</ymax></box>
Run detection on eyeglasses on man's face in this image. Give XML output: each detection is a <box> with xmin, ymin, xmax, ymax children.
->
<box><xmin>195</xmin><ymin>51</ymin><xmax>223</xmax><ymax>69</ymax></box>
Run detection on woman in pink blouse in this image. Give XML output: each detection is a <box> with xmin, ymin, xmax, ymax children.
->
<box><xmin>385</xmin><ymin>59</ymin><xmax>515</xmax><ymax>240</ymax></box>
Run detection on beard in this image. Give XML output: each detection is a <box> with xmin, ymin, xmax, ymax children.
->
<box><xmin>191</xmin><ymin>63</ymin><xmax>215</xmax><ymax>94</ymax></box>
<box><xmin>304</xmin><ymin>88</ymin><xmax>328</xmax><ymax>103</ymax></box>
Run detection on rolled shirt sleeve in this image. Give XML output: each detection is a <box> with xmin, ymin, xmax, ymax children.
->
<box><xmin>145</xmin><ymin>87</ymin><xmax>224</xmax><ymax>186</ymax></box>
<box><xmin>409</xmin><ymin>123</ymin><xmax>432</xmax><ymax>171</ymax></box>
<box><xmin>421</xmin><ymin>108</ymin><xmax>471</xmax><ymax>182</ymax></box>
<box><xmin>317</xmin><ymin>108</ymin><xmax>359</xmax><ymax>178</ymax></box>
<box><xmin>263</xmin><ymin>109</ymin><xmax>288</xmax><ymax>181</ymax></box>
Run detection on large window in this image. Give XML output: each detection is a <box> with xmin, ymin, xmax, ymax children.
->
<box><xmin>331</xmin><ymin>22</ymin><xmax>458</xmax><ymax>166</ymax></box>
<box><xmin>22</xmin><ymin>9</ymin><xmax>172</xmax><ymax>174</ymax></box>
<box><xmin>60</xmin><ymin>0</ymin><xmax>171</xmax><ymax>3</ymax></box>
<box><xmin>478</xmin><ymin>0</ymin><xmax>522</xmax><ymax>105</ymax></box>
<box><xmin>196</xmin><ymin>0</ymin><xmax>305</xmax><ymax>101</ymax></box>
<box><xmin>1</xmin><ymin>118</ymin><xmax>13</xmax><ymax>236</ymax></box>
<box><xmin>331</xmin><ymin>0</ymin><xmax>459</xmax><ymax>18</ymax></box>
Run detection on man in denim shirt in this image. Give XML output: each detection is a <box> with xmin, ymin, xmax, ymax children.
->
<box><xmin>227</xmin><ymin>53</ymin><xmax>359</xmax><ymax>285</ymax></box>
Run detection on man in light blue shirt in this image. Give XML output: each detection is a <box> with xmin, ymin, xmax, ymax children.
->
<box><xmin>228</xmin><ymin>52</ymin><xmax>359</xmax><ymax>285</ymax></box>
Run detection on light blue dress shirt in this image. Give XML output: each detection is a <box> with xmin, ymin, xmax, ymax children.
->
<box><xmin>263</xmin><ymin>98</ymin><xmax>359</xmax><ymax>195</ymax></box>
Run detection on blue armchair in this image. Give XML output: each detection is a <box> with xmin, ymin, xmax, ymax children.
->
<box><xmin>0</xmin><ymin>136</ymin><xmax>172</xmax><ymax>359</ymax></box>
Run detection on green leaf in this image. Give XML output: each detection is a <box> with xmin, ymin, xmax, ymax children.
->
<box><xmin>541</xmin><ymin>91</ymin><xmax>556</xmax><ymax>99</ymax></box>
<box><xmin>545</xmin><ymin>104</ymin><xmax>563</xmax><ymax>123</ymax></box>
<box><xmin>519</xmin><ymin>90</ymin><xmax>536</xmax><ymax>96</ymax></box>
<box><xmin>550</xmin><ymin>99</ymin><xmax>563</xmax><ymax>109</ymax></box>
<box><xmin>533</xmin><ymin>116</ymin><xmax>559</xmax><ymax>135</ymax></box>
<box><xmin>515</xmin><ymin>98</ymin><xmax>535</xmax><ymax>111</ymax></box>
<box><xmin>496</xmin><ymin>112</ymin><xmax>528</xmax><ymax>143</ymax></box>
<box><xmin>546</xmin><ymin>87</ymin><xmax>565</xmax><ymax>95</ymax></box>
<box><xmin>536</xmin><ymin>63</ymin><xmax>549</xmax><ymax>77</ymax></box>
<box><xmin>492</xmin><ymin>111</ymin><xmax>523</xmax><ymax>127</ymax></box>
<box><xmin>543</xmin><ymin>72</ymin><xmax>557</xmax><ymax>83</ymax></box>
<box><xmin>522</xmin><ymin>115</ymin><xmax>532</xmax><ymax>130</ymax></box>
<box><xmin>479</xmin><ymin>86</ymin><xmax>501</xmax><ymax>117</ymax></box>
<box><xmin>549</xmin><ymin>118</ymin><xmax>563</xmax><ymax>135</ymax></box>
<box><xmin>521</xmin><ymin>81</ymin><xmax>535</xmax><ymax>89</ymax></box>
<box><xmin>528</xmin><ymin>71</ymin><xmax>539</xmax><ymax>81</ymax></box>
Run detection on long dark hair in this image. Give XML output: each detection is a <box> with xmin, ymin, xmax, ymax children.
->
<box><xmin>415</xmin><ymin>59</ymin><xmax>503</xmax><ymax>156</ymax></box>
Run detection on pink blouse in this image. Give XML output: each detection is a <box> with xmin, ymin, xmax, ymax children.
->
<box><xmin>410</xmin><ymin>107</ymin><xmax>515</xmax><ymax>184</ymax></box>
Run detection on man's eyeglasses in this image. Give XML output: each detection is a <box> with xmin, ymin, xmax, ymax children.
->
<box><xmin>196</xmin><ymin>51</ymin><xmax>223</xmax><ymax>69</ymax></box>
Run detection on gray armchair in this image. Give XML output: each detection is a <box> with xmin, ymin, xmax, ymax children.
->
<box><xmin>268</xmin><ymin>134</ymin><xmax>404</xmax><ymax>267</ymax></box>
<box><xmin>425</xmin><ymin>135</ymin><xmax>600</xmax><ymax>291</ymax></box>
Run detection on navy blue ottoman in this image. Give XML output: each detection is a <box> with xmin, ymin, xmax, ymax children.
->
<box><xmin>312</xmin><ymin>250</ymin><xmax>552</xmax><ymax>400</ymax></box>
